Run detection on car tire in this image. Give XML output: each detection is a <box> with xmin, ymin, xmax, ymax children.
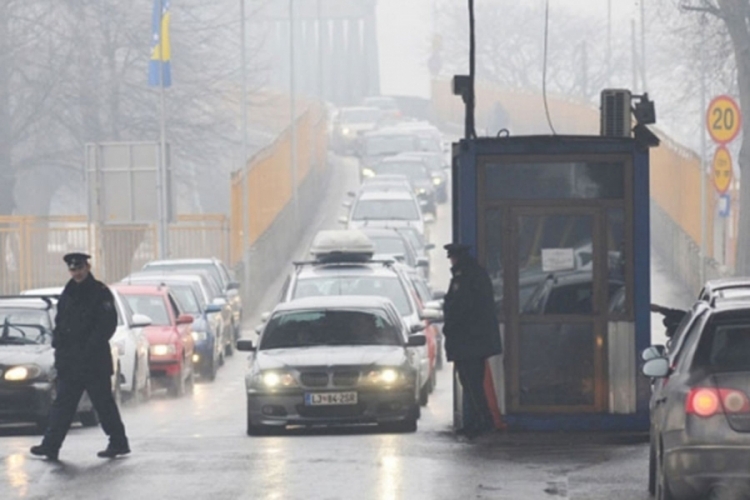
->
<box><xmin>225</xmin><ymin>337</ymin><xmax>235</xmax><ymax>357</ymax></box>
<box><xmin>419</xmin><ymin>381</ymin><xmax>430</xmax><ymax>407</ymax></box>
<box><xmin>429</xmin><ymin>369</ymin><xmax>437</xmax><ymax>393</ymax></box>
<box><xmin>202</xmin><ymin>355</ymin><xmax>217</xmax><ymax>382</ymax></box>
<box><xmin>656</xmin><ymin>442</ymin><xmax>675</xmax><ymax>500</ymax></box>
<box><xmin>139</xmin><ymin>375</ymin><xmax>152</xmax><ymax>403</ymax></box>
<box><xmin>167</xmin><ymin>366</ymin><xmax>185</xmax><ymax>397</ymax></box>
<box><xmin>186</xmin><ymin>366</ymin><xmax>195</xmax><ymax>395</ymax></box>
<box><xmin>79</xmin><ymin>410</ymin><xmax>99</xmax><ymax>427</ymax></box>
<box><xmin>648</xmin><ymin>437</ymin><xmax>656</xmax><ymax>495</ymax></box>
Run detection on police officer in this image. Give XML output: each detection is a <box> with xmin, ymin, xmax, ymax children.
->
<box><xmin>30</xmin><ymin>253</ymin><xmax>130</xmax><ymax>461</ymax></box>
<box><xmin>443</xmin><ymin>243</ymin><xmax>503</xmax><ymax>438</ymax></box>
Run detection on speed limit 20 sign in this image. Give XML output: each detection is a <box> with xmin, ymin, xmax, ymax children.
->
<box><xmin>707</xmin><ymin>95</ymin><xmax>742</xmax><ymax>144</ymax></box>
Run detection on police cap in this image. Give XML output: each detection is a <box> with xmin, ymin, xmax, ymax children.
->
<box><xmin>443</xmin><ymin>243</ymin><xmax>471</xmax><ymax>257</ymax></box>
<box><xmin>63</xmin><ymin>252</ymin><xmax>91</xmax><ymax>270</ymax></box>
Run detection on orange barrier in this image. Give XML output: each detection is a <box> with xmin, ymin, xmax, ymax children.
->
<box><xmin>430</xmin><ymin>78</ymin><xmax>738</xmax><ymax>269</ymax></box>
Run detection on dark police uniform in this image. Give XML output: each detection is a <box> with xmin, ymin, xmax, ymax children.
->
<box><xmin>31</xmin><ymin>253</ymin><xmax>129</xmax><ymax>460</ymax></box>
<box><xmin>443</xmin><ymin>244</ymin><xmax>503</xmax><ymax>437</ymax></box>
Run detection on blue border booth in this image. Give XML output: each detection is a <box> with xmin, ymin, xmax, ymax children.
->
<box><xmin>452</xmin><ymin>136</ymin><xmax>652</xmax><ymax>432</ymax></box>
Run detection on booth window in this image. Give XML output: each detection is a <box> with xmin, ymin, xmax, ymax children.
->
<box><xmin>485</xmin><ymin>162</ymin><xmax>625</xmax><ymax>200</ymax></box>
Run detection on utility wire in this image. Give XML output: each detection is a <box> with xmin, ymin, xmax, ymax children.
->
<box><xmin>542</xmin><ymin>0</ymin><xmax>557</xmax><ymax>135</ymax></box>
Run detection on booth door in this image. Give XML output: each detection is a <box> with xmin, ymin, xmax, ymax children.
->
<box><xmin>507</xmin><ymin>207</ymin><xmax>610</xmax><ymax>413</ymax></box>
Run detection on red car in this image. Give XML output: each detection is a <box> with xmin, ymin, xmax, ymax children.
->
<box><xmin>111</xmin><ymin>284</ymin><xmax>195</xmax><ymax>397</ymax></box>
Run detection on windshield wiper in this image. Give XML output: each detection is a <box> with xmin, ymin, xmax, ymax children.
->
<box><xmin>0</xmin><ymin>337</ymin><xmax>37</xmax><ymax>345</ymax></box>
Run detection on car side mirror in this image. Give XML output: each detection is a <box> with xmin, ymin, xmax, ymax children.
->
<box><xmin>432</xmin><ymin>290</ymin><xmax>446</xmax><ymax>301</ymax></box>
<box><xmin>424</xmin><ymin>243</ymin><xmax>435</xmax><ymax>251</ymax></box>
<box><xmin>176</xmin><ymin>314</ymin><xmax>194</xmax><ymax>325</ymax></box>
<box><xmin>205</xmin><ymin>303</ymin><xmax>222</xmax><ymax>314</ymax></box>
<box><xmin>226</xmin><ymin>281</ymin><xmax>240</xmax><ymax>291</ymax></box>
<box><xmin>131</xmin><ymin>314</ymin><xmax>152</xmax><ymax>328</ymax></box>
<box><xmin>641</xmin><ymin>345</ymin><xmax>666</xmax><ymax>361</ymax></box>
<box><xmin>642</xmin><ymin>358</ymin><xmax>670</xmax><ymax>378</ymax></box>
<box><xmin>407</xmin><ymin>334</ymin><xmax>427</xmax><ymax>347</ymax></box>
<box><xmin>260</xmin><ymin>312</ymin><xmax>271</xmax><ymax>323</ymax></box>
<box><xmin>424</xmin><ymin>300</ymin><xmax>442</xmax><ymax>311</ymax></box>
<box><xmin>410</xmin><ymin>323</ymin><xmax>425</xmax><ymax>334</ymax></box>
<box><xmin>212</xmin><ymin>297</ymin><xmax>227</xmax><ymax>307</ymax></box>
<box><xmin>424</xmin><ymin>214</ymin><xmax>435</xmax><ymax>224</ymax></box>
<box><xmin>236</xmin><ymin>339</ymin><xmax>256</xmax><ymax>352</ymax></box>
<box><xmin>417</xmin><ymin>257</ymin><xmax>429</xmax><ymax>268</ymax></box>
<box><xmin>419</xmin><ymin>308</ymin><xmax>443</xmax><ymax>323</ymax></box>
<box><xmin>338</xmin><ymin>216</ymin><xmax>348</xmax><ymax>225</ymax></box>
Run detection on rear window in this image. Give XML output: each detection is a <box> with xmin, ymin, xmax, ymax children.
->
<box><xmin>353</xmin><ymin>200</ymin><xmax>420</xmax><ymax>221</ymax></box>
<box><xmin>705</xmin><ymin>325</ymin><xmax>750</xmax><ymax>372</ymax></box>
<box><xmin>260</xmin><ymin>310</ymin><xmax>402</xmax><ymax>349</ymax></box>
<box><xmin>292</xmin><ymin>276</ymin><xmax>413</xmax><ymax>316</ymax></box>
<box><xmin>145</xmin><ymin>263</ymin><xmax>225</xmax><ymax>289</ymax></box>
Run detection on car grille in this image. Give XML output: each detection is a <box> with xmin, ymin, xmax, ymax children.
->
<box><xmin>332</xmin><ymin>371</ymin><xmax>360</xmax><ymax>387</ymax></box>
<box><xmin>300</xmin><ymin>372</ymin><xmax>329</xmax><ymax>388</ymax></box>
<box><xmin>296</xmin><ymin>403</ymin><xmax>366</xmax><ymax>419</ymax></box>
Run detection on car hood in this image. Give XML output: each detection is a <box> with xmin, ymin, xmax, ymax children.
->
<box><xmin>143</xmin><ymin>326</ymin><xmax>177</xmax><ymax>345</ymax></box>
<box><xmin>0</xmin><ymin>344</ymin><xmax>53</xmax><ymax>366</ymax></box>
<box><xmin>255</xmin><ymin>345</ymin><xmax>407</xmax><ymax>370</ymax></box>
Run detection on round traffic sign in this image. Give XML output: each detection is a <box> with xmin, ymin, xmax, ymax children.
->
<box><xmin>707</xmin><ymin>95</ymin><xmax>742</xmax><ymax>144</ymax></box>
<box><xmin>712</xmin><ymin>146</ymin><xmax>733</xmax><ymax>194</ymax></box>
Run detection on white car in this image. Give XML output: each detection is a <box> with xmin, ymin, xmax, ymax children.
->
<box><xmin>342</xmin><ymin>189</ymin><xmax>430</xmax><ymax>237</ymax></box>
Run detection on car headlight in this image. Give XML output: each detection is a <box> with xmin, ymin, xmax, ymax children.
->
<box><xmin>416</xmin><ymin>188</ymin><xmax>427</xmax><ymax>195</ymax></box>
<box><xmin>361</xmin><ymin>167</ymin><xmax>375</xmax><ymax>178</ymax></box>
<box><xmin>256</xmin><ymin>371</ymin><xmax>298</xmax><ymax>389</ymax></box>
<box><xmin>432</xmin><ymin>177</ymin><xmax>443</xmax><ymax>186</ymax></box>
<box><xmin>150</xmin><ymin>344</ymin><xmax>176</xmax><ymax>356</ymax></box>
<box><xmin>191</xmin><ymin>331</ymin><xmax>208</xmax><ymax>342</ymax></box>
<box><xmin>4</xmin><ymin>365</ymin><xmax>42</xmax><ymax>382</ymax></box>
<box><xmin>365</xmin><ymin>368</ymin><xmax>404</xmax><ymax>386</ymax></box>
<box><xmin>342</xmin><ymin>127</ymin><xmax>352</xmax><ymax>135</ymax></box>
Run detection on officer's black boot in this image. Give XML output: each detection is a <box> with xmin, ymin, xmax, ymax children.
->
<box><xmin>30</xmin><ymin>444</ymin><xmax>59</xmax><ymax>461</ymax></box>
<box><xmin>97</xmin><ymin>439</ymin><xmax>130</xmax><ymax>458</ymax></box>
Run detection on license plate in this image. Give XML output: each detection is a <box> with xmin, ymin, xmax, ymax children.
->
<box><xmin>304</xmin><ymin>392</ymin><xmax>358</xmax><ymax>406</ymax></box>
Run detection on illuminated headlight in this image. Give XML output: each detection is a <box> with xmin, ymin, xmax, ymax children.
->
<box><xmin>4</xmin><ymin>365</ymin><xmax>42</xmax><ymax>381</ymax></box>
<box><xmin>365</xmin><ymin>368</ymin><xmax>403</xmax><ymax>386</ymax></box>
<box><xmin>416</xmin><ymin>188</ymin><xmax>427</xmax><ymax>195</ymax></box>
<box><xmin>342</xmin><ymin>127</ymin><xmax>353</xmax><ymax>136</ymax></box>
<box><xmin>432</xmin><ymin>177</ymin><xmax>443</xmax><ymax>186</ymax></box>
<box><xmin>192</xmin><ymin>354</ymin><xmax>200</xmax><ymax>363</ymax></box>
<box><xmin>191</xmin><ymin>331</ymin><xmax>208</xmax><ymax>342</ymax></box>
<box><xmin>362</xmin><ymin>168</ymin><xmax>375</xmax><ymax>178</ymax></box>
<box><xmin>257</xmin><ymin>371</ymin><xmax>297</xmax><ymax>389</ymax></box>
<box><xmin>150</xmin><ymin>344</ymin><xmax>176</xmax><ymax>356</ymax></box>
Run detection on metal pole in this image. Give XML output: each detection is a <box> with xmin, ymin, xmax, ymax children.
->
<box><xmin>631</xmin><ymin>18</ymin><xmax>638</xmax><ymax>94</ymax></box>
<box><xmin>158</xmin><ymin>0</ymin><xmax>169</xmax><ymax>259</ymax></box>
<box><xmin>290</xmin><ymin>0</ymin><xmax>298</xmax><ymax>221</ymax></box>
<box><xmin>240</xmin><ymin>0</ymin><xmax>250</xmax><ymax>252</ymax></box>
<box><xmin>700</xmin><ymin>14</ymin><xmax>707</xmax><ymax>285</ymax></box>
<box><xmin>317</xmin><ymin>0</ymin><xmax>323</xmax><ymax>100</ymax></box>
<box><xmin>640</xmin><ymin>0</ymin><xmax>647</xmax><ymax>91</ymax></box>
<box><xmin>607</xmin><ymin>0</ymin><xmax>612</xmax><ymax>86</ymax></box>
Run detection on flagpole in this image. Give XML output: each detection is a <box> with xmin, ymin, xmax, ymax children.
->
<box><xmin>157</xmin><ymin>0</ymin><xmax>169</xmax><ymax>259</ymax></box>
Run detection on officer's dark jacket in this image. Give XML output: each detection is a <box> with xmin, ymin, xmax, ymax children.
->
<box><xmin>52</xmin><ymin>274</ymin><xmax>118</xmax><ymax>379</ymax></box>
<box><xmin>443</xmin><ymin>255</ymin><xmax>503</xmax><ymax>362</ymax></box>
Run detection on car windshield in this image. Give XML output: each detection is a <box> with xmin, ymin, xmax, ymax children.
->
<box><xmin>260</xmin><ymin>309</ymin><xmax>402</xmax><ymax>349</ymax></box>
<box><xmin>368</xmin><ymin>237</ymin><xmax>412</xmax><ymax>265</ymax></box>
<box><xmin>352</xmin><ymin>200</ymin><xmax>420</xmax><ymax>221</ymax></box>
<box><xmin>123</xmin><ymin>295</ymin><xmax>170</xmax><ymax>326</ymax></box>
<box><xmin>364</xmin><ymin>135</ymin><xmax>417</xmax><ymax>156</ymax></box>
<box><xmin>0</xmin><ymin>309</ymin><xmax>52</xmax><ymax>344</ymax></box>
<box><xmin>398</xmin><ymin>228</ymin><xmax>426</xmax><ymax>252</ymax></box>
<box><xmin>292</xmin><ymin>277</ymin><xmax>413</xmax><ymax>316</ymax></box>
<box><xmin>168</xmin><ymin>285</ymin><xmax>202</xmax><ymax>315</ymax></box>
<box><xmin>145</xmin><ymin>263</ymin><xmax>225</xmax><ymax>290</ymax></box>
<box><xmin>375</xmin><ymin>161</ymin><xmax>429</xmax><ymax>183</ymax></box>
<box><xmin>340</xmin><ymin>109</ymin><xmax>382</xmax><ymax>123</ymax></box>
<box><xmin>0</xmin><ymin>309</ymin><xmax>50</xmax><ymax>329</ymax></box>
<box><xmin>418</xmin><ymin>136</ymin><xmax>442</xmax><ymax>152</ymax></box>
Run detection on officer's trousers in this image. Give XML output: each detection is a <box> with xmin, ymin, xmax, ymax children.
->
<box><xmin>455</xmin><ymin>358</ymin><xmax>494</xmax><ymax>432</ymax></box>
<box><xmin>43</xmin><ymin>375</ymin><xmax>127</xmax><ymax>451</ymax></box>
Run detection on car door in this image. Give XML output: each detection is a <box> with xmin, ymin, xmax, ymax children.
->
<box><xmin>167</xmin><ymin>293</ymin><xmax>194</xmax><ymax>364</ymax></box>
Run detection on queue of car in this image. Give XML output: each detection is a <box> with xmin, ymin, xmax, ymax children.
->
<box><xmin>0</xmin><ymin>257</ymin><xmax>243</xmax><ymax>430</ymax></box>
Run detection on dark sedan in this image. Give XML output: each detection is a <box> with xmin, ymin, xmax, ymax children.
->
<box><xmin>238</xmin><ymin>296</ymin><xmax>425</xmax><ymax>435</ymax></box>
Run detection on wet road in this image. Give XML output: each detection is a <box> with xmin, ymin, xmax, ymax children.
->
<box><xmin>0</xmin><ymin>155</ymin><xmax>679</xmax><ymax>500</ymax></box>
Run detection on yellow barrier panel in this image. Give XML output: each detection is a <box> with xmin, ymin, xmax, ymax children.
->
<box><xmin>431</xmin><ymin>78</ymin><xmax>733</xmax><ymax>265</ymax></box>
<box><xmin>230</xmin><ymin>99</ymin><xmax>328</xmax><ymax>265</ymax></box>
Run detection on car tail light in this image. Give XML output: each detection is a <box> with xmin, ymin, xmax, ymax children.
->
<box><xmin>686</xmin><ymin>388</ymin><xmax>750</xmax><ymax>417</ymax></box>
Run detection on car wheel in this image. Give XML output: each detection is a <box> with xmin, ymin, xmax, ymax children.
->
<box><xmin>186</xmin><ymin>366</ymin><xmax>195</xmax><ymax>395</ymax></box>
<box><xmin>167</xmin><ymin>366</ymin><xmax>185</xmax><ymax>397</ymax></box>
<box><xmin>648</xmin><ymin>437</ymin><xmax>656</xmax><ymax>495</ymax></box>
<box><xmin>429</xmin><ymin>369</ymin><xmax>437</xmax><ymax>393</ymax></box>
<box><xmin>139</xmin><ymin>374</ymin><xmax>152</xmax><ymax>403</ymax></box>
<box><xmin>202</xmin><ymin>355</ymin><xmax>217</xmax><ymax>381</ymax></box>
<box><xmin>225</xmin><ymin>337</ymin><xmax>235</xmax><ymax>357</ymax></box>
<box><xmin>419</xmin><ymin>381</ymin><xmax>430</xmax><ymax>407</ymax></box>
<box><xmin>79</xmin><ymin>410</ymin><xmax>99</xmax><ymax>427</ymax></box>
<box><xmin>656</xmin><ymin>442</ymin><xmax>675</xmax><ymax>500</ymax></box>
